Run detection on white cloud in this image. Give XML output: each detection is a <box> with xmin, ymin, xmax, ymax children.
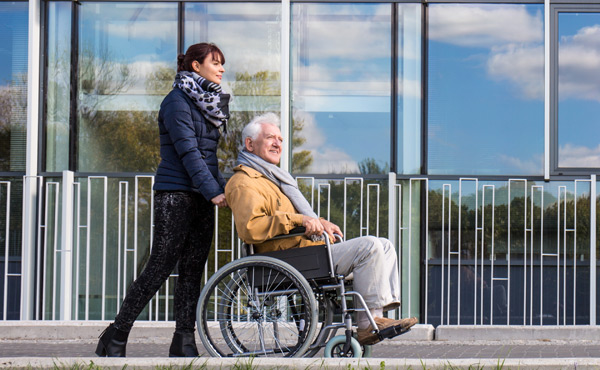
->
<box><xmin>487</xmin><ymin>44</ymin><xmax>544</xmax><ymax>100</ymax></box>
<box><xmin>104</xmin><ymin>20</ymin><xmax>176</xmax><ymax>41</ymax></box>
<box><xmin>498</xmin><ymin>153</ymin><xmax>543</xmax><ymax>174</ymax></box>
<box><xmin>292</xmin><ymin>111</ymin><xmax>359</xmax><ymax>173</ymax></box>
<box><xmin>558</xmin><ymin>25</ymin><xmax>600</xmax><ymax>102</ymax></box>
<box><xmin>559</xmin><ymin>143</ymin><xmax>600</xmax><ymax>167</ymax></box>
<box><xmin>429</xmin><ymin>4</ymin><xmax>543</xmax><ymax>47</ymax></box>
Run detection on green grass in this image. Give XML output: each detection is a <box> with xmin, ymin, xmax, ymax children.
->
<box><xmin>6</xmin><ymin>357</ymin><xmax>512</xmax><ymax>370</ymax></box>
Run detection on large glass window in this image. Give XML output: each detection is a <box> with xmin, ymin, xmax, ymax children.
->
<box><xmin>428</xmin><ymin>4</ymin><xmax>544</xmax><ymax>175</ymax></box>
<box><xmin>77</xmin><ymin>2</ymin><xmax>177</xmax><ymax>172</ymax></box>
<box><xmin>0</xmin><ymin>1</ymin><xmax>28</xmax><ymax>172</ymax></box>
<box><xmin>45</xmin><ymin>1</ymin><xmax>71</xmax><ymax>172</ymax></box>
<box><xmin>185</xmin><ymin>3</ymin><xmax>281</xmax><ymax>173</ymax></box>
<box><xmin>557</xmin><ymin>11</ymin><xmax>600</xmax><ymax>170</ymax></box>
<box><xmin>397</xmin><ymin>4</ymin><xmax>422</xmax><ymax>175</ymax></box>
<box><xmin>291</xmin><ymin>3</ymin><xmax>392</xmax><ymax>174</ymax></box>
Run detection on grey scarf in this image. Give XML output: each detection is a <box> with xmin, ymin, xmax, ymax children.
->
<box><xmin>237</xmin><ymin>150</ymin><xmax>323</xmax><ymax>240</ymax></box>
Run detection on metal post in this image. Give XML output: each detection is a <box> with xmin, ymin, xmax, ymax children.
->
<box><xmin>21</xmin><ymin>0</ymin><xmax>42</xmax><ymax>320</ymax></box>
<box><xmin>544</xmin><ymin>0</ymin><xmax>550</xmax><ymax>180</ymax></box>
<box><xmin>280</xmin><ymin>0</ymin><xmax>291</xmax><ymax>172</ymax></box>
<box><xmin>590</xmin><ymin>174</ymin><xmax>597</xmax><ymax>325</ymax></box>
<box><xmin>388</xmin><ymin>172</ymin><xmax>397</xmax><ymax>246</ymax></box>
<box><xmin>60</xmin><ymin>171</ymin><xmax>75</xmax><ymax>320</ymax></box>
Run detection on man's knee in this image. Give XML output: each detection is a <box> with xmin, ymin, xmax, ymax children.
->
<box><xmin>358</xmin><ymin>235</ymin><xmax>386</xmax><ymax>257</ymax></box>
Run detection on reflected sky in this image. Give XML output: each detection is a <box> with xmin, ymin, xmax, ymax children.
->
<box><xmin>291</xmin><ymin>3</ymin><xmax>392</xmax><ymax>174</ymax></box>
<box><xmin>0</xmin><ymin>2</ymin><xmax>28</xmax><ymax>85</ymax></box>
<box><xmin>428</xmin><ymin>4</ymin><xmax>544</xmax><ymax>175</ymax></box>
<box><xmin>558</xmin><ymin>12</ymin><xmax>600</xmax><ymax>168</ymax></box>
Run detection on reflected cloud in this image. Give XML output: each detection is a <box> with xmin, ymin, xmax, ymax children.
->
<box><xmin>487</xmin><ymin>45</ymin><xmax>544</xmax><ymax>100</ymax></box>
<box><xmin>430</xmin><ymin>4</ymin><xmax>544</xmax><ymax>100</ymax></box>
<box><xmin>498</xmin><ymin>153</ymin><xmax>543</xmax><ymax>174</ymax></box>
<box><xmin>559</xmin><ymin>25</ymin><xmax>600</xmax><ymax>102</ymax></box>
<box><xmin>559</xmin><ymin>143</ymin><xmax>600</xmax><ymax>167</ymax></box>
<box><xmin>292</xmin><ymin>111</ymin><xmax>359</xmax><ymax>173</ymax></box>
<box><xmin>429</xmin><ymin>4</ymin><xmax>543</xmax><ymax>47</ymax></box>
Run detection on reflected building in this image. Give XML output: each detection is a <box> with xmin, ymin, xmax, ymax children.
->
<box><xmin>1</xmin><ymin>0</ymin><xmax>600</xmax><ymax>327</ymax></box>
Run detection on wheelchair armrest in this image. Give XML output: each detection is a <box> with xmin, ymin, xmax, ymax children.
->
<box><xmin>269</xmin><ymin>226</ymin><xmax>306</xmax><ymax>240</ymax></box>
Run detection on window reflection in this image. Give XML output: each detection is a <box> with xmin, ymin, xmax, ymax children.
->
<box><xmin>46</xmin><ymin>2</ymin><xmax>71</xmax><ymax>172</ymax></box>
<box><xmin>558</xmin><ymin>12</ymin><xmax>600</xmax><ymax>169</ymax></box>
<box><xmin>397</xmin><ymin>4</ymin><xmax>422</xmax><ymax>175</ymax></box>
<box><xmin>428</xmin><ymin>4</ymin><xmax>544</xmax><ymax>175</ymax></box>
<box><xmin>185</xmin><ymin>3</ymin><xmax>281</xmax><ymax>173</ymax></box>
<box><xmin>0</xmin><ymin>2</ymin><xmax>28</xmax><ymax>172</ymax></box>
<box><xmin>291</xmin><ymin>3</ymin><xmax>392</xmax><ymax>174</ymax></box>
<box><xmin>78</xmin><ymin>2</ymin><xmax>177</xmax><ymax>172</ymax></box>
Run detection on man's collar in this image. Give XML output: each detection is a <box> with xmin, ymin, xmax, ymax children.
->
<box><xmin>233</xmin><ymin>164</ymin><xmax>263</xmax><ymax>178</ymax></box>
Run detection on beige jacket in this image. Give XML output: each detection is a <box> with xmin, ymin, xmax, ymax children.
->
<box><xmin>225</xmin><ymin>165</ymin><xmax>322</xmax><ymax>253</ymax></box>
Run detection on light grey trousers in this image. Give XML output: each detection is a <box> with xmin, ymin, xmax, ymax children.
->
<box><xmin>329</xmin><ymin>236</ymin><xmax>401</xmax><ymax>311</ymax></box>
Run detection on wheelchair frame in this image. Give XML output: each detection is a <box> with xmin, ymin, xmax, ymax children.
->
<box><xmin>195</xmin><ymin>229</ymin><xmax>389</xmax><ymax>358</ymax></box>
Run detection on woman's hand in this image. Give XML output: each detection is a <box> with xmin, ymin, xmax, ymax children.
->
<box><xmin>211</xmin><ymin>194</ymin><xmax>228</xmax><ymax>208</ymax></box>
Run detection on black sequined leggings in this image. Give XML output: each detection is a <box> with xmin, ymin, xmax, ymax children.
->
<box><xmin>114</xmin><ymin>191</ymin><xmax>213</xmax><ymax>333</ymax></box>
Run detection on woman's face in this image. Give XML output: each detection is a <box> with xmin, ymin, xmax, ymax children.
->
<box><xmin>193</xmin><ymin>53</ymin><xmax>225</xmax><ymax>85</ymax></box>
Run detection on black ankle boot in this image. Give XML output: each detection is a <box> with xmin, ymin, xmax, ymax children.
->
<box><xmin>95</xmin><ymin>323</ymin><xmax>129</xmax><ymax>357</ymax></box>
<box><xmin>169</xmin><ymin>330</ymin><xmax>199</xmax><ymax>357</ymax></box>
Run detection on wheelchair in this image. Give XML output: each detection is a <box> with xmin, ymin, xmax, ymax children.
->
<box><xmin>195</xmin><ymin>228</ymin><xmax>411</xmax><ymax>358</ymax></box>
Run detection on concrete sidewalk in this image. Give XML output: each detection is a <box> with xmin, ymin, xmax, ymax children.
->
<box><xmin>2</xmin><ymin>321</ymin><xmax>600</xmax><ymax>369</ymax></box>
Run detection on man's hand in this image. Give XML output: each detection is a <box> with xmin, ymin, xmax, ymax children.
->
<box><xmin>320</xmin><ymin>219</ymin><xmax>343</xmax><ymax>239</ymax></box>
<box><xmin>211</xmin><ymin>194</ymin><xmax>228</xmax><ymax>208</ymax></box>
<box><xmin>302</xmin><ymin>215</ymin><xmax>324</xmax><ymax>237</ymax></box>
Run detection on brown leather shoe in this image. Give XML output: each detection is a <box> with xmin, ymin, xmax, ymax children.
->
<box><xmin>356</xmin><ymin>316</ymin><xmax>418</xmax><ymax>345</ymax></box>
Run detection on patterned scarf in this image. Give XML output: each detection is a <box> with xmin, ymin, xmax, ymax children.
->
<box><xmin>173</xmin><ymin>71</ymin><xmax>230</xmax><ymax>130</ymax></box>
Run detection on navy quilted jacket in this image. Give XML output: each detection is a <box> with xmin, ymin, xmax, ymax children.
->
<box><xmin>153</xmin><ymin>87</ymin><xmax>226</xmax><ymax>201</ymax></box>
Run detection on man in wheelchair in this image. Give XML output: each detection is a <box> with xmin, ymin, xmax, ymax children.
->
<box><xmin>224</xmin><ymin>112</ymin><xmax>418</xmax><ymax>346</ymax></box>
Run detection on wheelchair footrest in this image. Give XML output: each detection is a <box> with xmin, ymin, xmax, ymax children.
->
<box><xmin>377</xmin><ymin>325</ymin><xmax>411</xmax><ymax>341</ymax></box>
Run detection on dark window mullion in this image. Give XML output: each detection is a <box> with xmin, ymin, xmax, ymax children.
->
<box><xmin>69</xmin><ymin>1</ymin><xmax>79</xmax><ymax>172</ymax></box>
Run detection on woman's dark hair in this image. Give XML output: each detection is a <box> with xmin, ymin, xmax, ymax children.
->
<box><xmin>177</xmin><ymin>42</ymin><xmax>225</xmax><ymax>73</ymax></box>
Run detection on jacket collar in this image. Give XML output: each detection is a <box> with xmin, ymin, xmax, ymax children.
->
<box><xmin>233</xmin><ymin>164</ymin><xmax>263</xmax><ymax>179</ymax></box>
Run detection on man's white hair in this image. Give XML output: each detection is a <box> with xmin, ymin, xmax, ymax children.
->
<box><xmin>241</xmin><ymin>112</ymin><xmax>281</xmax><ymax>147</ymax></box>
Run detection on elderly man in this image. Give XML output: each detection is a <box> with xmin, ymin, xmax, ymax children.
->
<box><xmin>225</xmin><ymin>112</ymin><xmax>417</xmax><ymax>345</ymax></box>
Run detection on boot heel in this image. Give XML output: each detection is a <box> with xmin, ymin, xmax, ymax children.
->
<box><xmin>95</xmin><ymin>323</ymin><xmax>129</xmax><ymax>357</ymax></box>
<box><xmin>95</xmin><ymin>341</ymin><xmax>107</xmax><ymax>357</ymax></box>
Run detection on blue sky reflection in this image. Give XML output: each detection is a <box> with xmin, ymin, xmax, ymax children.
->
<box><xmin>428</xmin><ymin>4</ymin><xmax>544</xmax><ymax>175</ymax></box>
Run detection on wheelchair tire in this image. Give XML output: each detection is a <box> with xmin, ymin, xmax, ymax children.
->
<box><xmin>303</xmin><ymin>291</ymin><xmax>335</xmax><ymax>357</ymax></box>
<box><xmin>323</xmin><ymin>335</ymin><xmax>362</xmax><ymax>358</ymax></box>
<box><xmin>197</xmin><ymin>256</ymin><xmax>319</xmax><ymax>358</ymax></box>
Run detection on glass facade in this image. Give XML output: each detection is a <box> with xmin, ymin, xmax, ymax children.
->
<box><xmin>0</xmin><ymin>1</ymin><xmax>27</xmax><ymax>172</ymax></box>
<box><xmin>1</xmin><ymin>0</ymin><xmax>600</xmax><ymax>325</ymax></box>
<box><xmin>557</xmin><ymin>12</ymin><xmax>600</xmax><ymax>169</ymax></box>
<box><xmin>291</xmin><ymin>3</ymin><xmax>392</xmax><ymax>174</ymax></box>
<box><xmin>428</xmin><ymin>4</ymin><xmax>545</xmax><ymax>176</ymax></box>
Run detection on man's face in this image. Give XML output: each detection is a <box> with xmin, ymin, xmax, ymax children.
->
<box><xmin>246</xmin><ymin>123</ymin><xmax>283</xmax><ymax>165</ymax></box>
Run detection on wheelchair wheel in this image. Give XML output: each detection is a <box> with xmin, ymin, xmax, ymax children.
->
<box><xmin>323</xmin><ymin>335</ymin><xmax>362</xmax><ymax>358</ymax></box>
<box><xmin>303</xmin><ymin>291</ymin><xmax>335</xmax><ymax>357</ymax></box>
<box><xmin>197</xmin><ymin>256</ymin><xmax>319</xmax><ymax>358</ymax></box>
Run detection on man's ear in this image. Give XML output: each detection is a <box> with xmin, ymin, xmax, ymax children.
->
<box><xmin>244</xmin><ymin>137</ymin><xmax>253</xmax><ymax>152</ymax></box>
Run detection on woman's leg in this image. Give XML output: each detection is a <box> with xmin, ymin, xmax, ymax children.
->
<box><xmin>113</xmin><ymin>192</ymin><xmax>197</xmax><ymax>332</ymax></box>
<box><xmin>173</xmin><ymin>195</ymin><xmax>214</xmax><ymax>332</ymax></box>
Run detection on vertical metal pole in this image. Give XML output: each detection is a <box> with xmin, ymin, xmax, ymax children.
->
<box><xmin>60</xmin><ymin>171</ymin><xmax>75</xmax><ymax>320</ymax></box>
<box><xmin>590</xmin><ymin>174</ymin><xmax>596</xmax><ymax>325</ymax></box>
<box><xmin>280</xmin><ymin>0</ymin><xmax>291</xmax><ymax>172</ymax></box>
<box><xmin>21</xmin><ymin>0</ymin><xmax>42</xmax><ymax>320</ymax></box>
<box><xmin>544</xmin><ymin>0</ymin><xmax>550</xmax><ymax>180</ymax></box>
<box><xmin>388</xmin><ymin>172</ymin><xmax>397</xmax><ymax>245</ymax></box>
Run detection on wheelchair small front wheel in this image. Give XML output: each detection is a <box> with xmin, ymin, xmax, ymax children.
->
<box><xmin>323</xmin><ymin>335</ymin><xmax>362</xmax><ymax>358</ymax></box>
